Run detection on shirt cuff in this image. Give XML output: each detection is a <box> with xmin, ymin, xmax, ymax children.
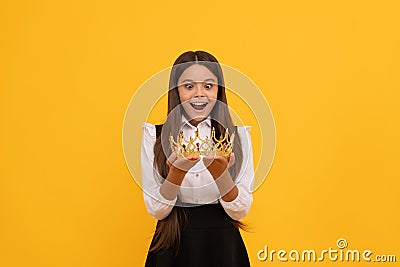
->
<box><xmin>219</xmin><ymin>185</ymin><xmax>252</xmax><ymax>220</ymax></box>
<box><xmin>153</xmin><ymin>186</ymin><xmax>178</xmax><ymax>206</ymax></box>
<box><xmin>219</xmin><ymin>185</ymin><xmax>243</xmax><ymax>209</ymax></box>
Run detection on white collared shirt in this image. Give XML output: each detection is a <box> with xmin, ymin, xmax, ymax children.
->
<box><xmin>141</xmin><ymin>115</ymin><xmax>254</xmax><ymax>220</ymax></box>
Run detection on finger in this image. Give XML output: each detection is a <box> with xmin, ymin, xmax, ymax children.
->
<box><xmin>186</xmin><ymin>156</ymin><xmax>201</xmax><ymax>165</ymax></box>
<box><xmin>187</xmin><ymin>155</ymin><xmax>200</xmax><ymax>161</ymax></box>
<box><xmin>228</xmin><ymin>152</ymin><xmax>235</xmax><ymax>168</ymax></box>
<box><xmin>173</xmin><ymin>156</ymin><xmax>201</xmax><ymax>172</ymax></box>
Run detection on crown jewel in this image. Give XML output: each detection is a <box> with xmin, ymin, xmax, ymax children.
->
<box><xmin>169</xmin><ymin>127</ymin><xmax>234</xmax><ymax>158</ymax></box>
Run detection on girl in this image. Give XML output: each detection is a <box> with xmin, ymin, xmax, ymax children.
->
<box><xmin>141</xmin><ymin>51</ymin><xmax>254</xmax><ymax>267</ymax></box>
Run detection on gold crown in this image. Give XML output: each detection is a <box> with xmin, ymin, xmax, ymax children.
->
<box><xmin>169</xmin><ymin>127</ymin><xmax>234</xmax><ymax>158</ymax></box>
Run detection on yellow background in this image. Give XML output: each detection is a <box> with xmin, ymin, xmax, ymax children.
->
<box><xmin>1</xmin><ymin>0</ymin><xmax>399</xmax><ymax>266</ymax></box>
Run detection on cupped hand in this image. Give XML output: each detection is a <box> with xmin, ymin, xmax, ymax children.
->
<box><xmin>203</xmin><ymin>153</ymin><xmax>235</xmax><ymax>180</ymax></box>
<box><xmin>166</xmin><ymin>152</ymin><xmax>201</xmax><ymax>174</ymax></box>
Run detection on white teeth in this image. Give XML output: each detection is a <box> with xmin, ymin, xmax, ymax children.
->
<box><xmin>192</xmin><ymin>103</ymin><xmax>206</xmax><ymax>106</ymax></box>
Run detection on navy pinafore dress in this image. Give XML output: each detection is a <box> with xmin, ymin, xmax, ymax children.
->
<box><xmin>144</xmin><ymin>125</ymin><xmax>250</xmax><ymax>267</ymax></box>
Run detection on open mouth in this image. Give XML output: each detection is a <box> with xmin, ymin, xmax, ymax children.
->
<box><xmin>190</xmin><ymin>102</ymin><xmax>208</xmax><ymax>111</ymax></box>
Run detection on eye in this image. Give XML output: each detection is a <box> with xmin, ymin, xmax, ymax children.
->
<box><xmin>185</xmin><ymin>83</ymin><xmax>193</xmax><ymax>89</ymax></box>
<box><xmin>204</xmin><ymin>83</ymin><xmax>214</xmax><ymax>89</ymax></box>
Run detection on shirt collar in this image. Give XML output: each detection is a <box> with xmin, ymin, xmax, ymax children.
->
<box><xmin>180</xmin><ymin>113</ymin><xmax>211</xmax><ymax>129</ymax></box>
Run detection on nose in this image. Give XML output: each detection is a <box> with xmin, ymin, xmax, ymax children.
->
<box><xmin>194</xmin><ymin>83</ymin><xmax>205</xmax><ymax>97</ymax></box>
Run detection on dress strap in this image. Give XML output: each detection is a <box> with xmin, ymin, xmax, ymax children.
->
<box><xmin>155</xmin><ymin>124</ymin><xmax>163</xmax><ymax>139</ymax></box>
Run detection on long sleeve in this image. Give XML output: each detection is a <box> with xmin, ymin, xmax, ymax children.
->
<box><xmin>141</xmin><ymin>122</ymin><xmax>177</xmax><ymax>220</ymax></box>
<box><xmin>219</xmin><ymin>126</ymin><xmax>254</xmax><ymax>220</ymax></box>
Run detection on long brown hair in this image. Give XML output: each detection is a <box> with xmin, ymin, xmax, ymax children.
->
<box><xmin>150</xmin><ymin>51</ymin><xmax>247</xmax><ymax>253</ymax></box>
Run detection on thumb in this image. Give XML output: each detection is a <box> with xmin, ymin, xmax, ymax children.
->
<box><xmin>228</xmin><ymin>152</ymin><xmax>235</xmax><ymax>168</ymax></box>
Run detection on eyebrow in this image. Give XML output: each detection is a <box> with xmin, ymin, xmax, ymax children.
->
<box><xmin>180</xmin><ymin>78</ymin><xmax>217</xmax><ymax>83</ymax></box>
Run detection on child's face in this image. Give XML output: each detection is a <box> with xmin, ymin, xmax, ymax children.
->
<box><xmin>177</xmin><ymin>64</ymin><xmax>218</xmax><ymax>124</ymax></box>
